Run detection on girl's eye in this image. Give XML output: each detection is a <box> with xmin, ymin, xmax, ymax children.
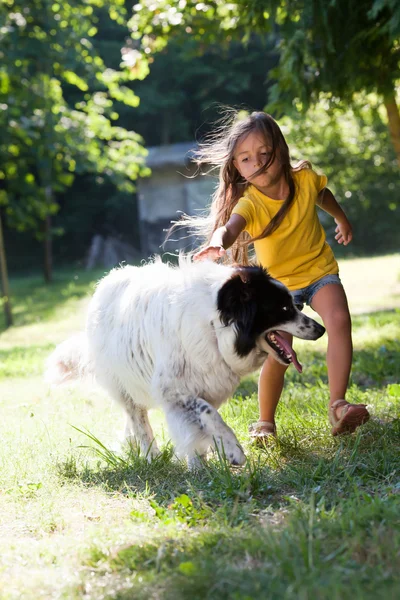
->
<box><xmin>242</xmin><ymin>158</ymin><xmax>248</xmax><ymax>163</ymax></box>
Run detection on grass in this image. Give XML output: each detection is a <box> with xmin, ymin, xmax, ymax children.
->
<box><xmin>0</xmin><ymin>255</ymin><xmax>399</xmax><ymax>599</ymax></box>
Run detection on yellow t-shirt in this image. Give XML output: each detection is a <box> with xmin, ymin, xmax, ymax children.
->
<box><xmin>231</xmin><ymin>168</ymin><xmax>338</xmax><ymax>291</ymax></box>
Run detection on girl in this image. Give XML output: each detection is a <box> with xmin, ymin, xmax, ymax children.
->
<box><xmin>191</xmin><ymin>109</ymin><xmax>369</xmax><ymax>442</ymax></box>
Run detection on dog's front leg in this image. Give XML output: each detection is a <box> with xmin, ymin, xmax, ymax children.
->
<box><xmin>123</xmin><ymin>402</ymin><xmax>160</xmax><ymax>461</ymax></box>
<box><xmin>163</xmin><ymin>396</ymin><xmax>246</xmax><ymax>467</ymax></box>
<box><xmin>103</xmin><ymin>384</ymin><xmax>160</xmax><ymax>461</ymax></box>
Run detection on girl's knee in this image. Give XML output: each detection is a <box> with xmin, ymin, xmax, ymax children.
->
<box><xmin>325</xmin><ymin>308</ymin><xmax>351</xmax><ymax>332</ymax></box>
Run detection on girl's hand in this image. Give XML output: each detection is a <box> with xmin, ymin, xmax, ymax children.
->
<box><xmin>193</xmin><ymin>245</ymin><xmax>226</xmax><ymax>262</ymax></box>
<box><xmin>334</xmin><ymin>218</ymin><xmax>353</xmax><ymax>246</ymax></box>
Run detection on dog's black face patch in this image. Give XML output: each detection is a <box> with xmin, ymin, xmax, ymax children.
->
<box><xmin>217</xmin><ymin>266</ymin><xmax>297</xmax><ymax>356</ymax></box>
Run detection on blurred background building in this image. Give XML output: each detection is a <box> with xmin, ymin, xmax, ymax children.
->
<box><xmin>137</xmin><ymin>142</ymin><xmax>214</xmax><ymax>256</ymax></box>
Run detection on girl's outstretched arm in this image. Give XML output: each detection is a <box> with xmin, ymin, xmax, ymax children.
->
<box><xmin>193</xmin><ymin>214</ymin><xmax>246</xmax><ymax>261</ymax></box>
<box><xmin>317</xmin><ymin>188</ymin><xmax>353</xmax><ymax>246</ymax></box>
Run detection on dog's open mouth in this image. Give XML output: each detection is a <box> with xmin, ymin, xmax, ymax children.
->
<box><xmin>266</xmin><ymin>332</ymin><xmax>303</xmax><ymax>373</ymax></box>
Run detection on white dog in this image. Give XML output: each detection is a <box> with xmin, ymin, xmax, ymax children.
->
<box><xmin>46</xmin><ymin>258</ymin><xmax>325</xmax><ymax>467</ymax></box>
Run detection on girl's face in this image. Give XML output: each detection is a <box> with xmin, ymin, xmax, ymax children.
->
<box><xmin>232</xmin><ymin>130</ymin><xmax>283</xmax><ymax>192</ymax></box>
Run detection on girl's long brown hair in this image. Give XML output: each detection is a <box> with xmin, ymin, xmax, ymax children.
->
<box><xmin>168</xmin><ymin>108</ymin><xmax>310</xmax><ymax>264</ymax></box>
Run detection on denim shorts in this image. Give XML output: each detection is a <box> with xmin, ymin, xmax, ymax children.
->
<box><xmin>291</xmin><ymin>274</ymin><xmax>342</xmax><ymax>311</ymax></box>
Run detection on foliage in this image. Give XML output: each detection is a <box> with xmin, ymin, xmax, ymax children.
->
<box><xmin>128</xmin><ymin>0</ymin><xmax>242</xmax><ymax>52</ymax></box>
<box><xmin>127</xmin><ymin>1</ymin><xmax>400</xmax><ymax>172</ymax></box>
<box><xmin>0</xmin><ymin>0</ymin><xmax>149</xmax><ymax>238</ymax></box>
<box><xmin>2</xmin><ymin>1</ymin><xmax>400</xmax><ymax>268</ymax></box>
<box><xmin>125</xmin><ymin>1</ymin><xmax>400</xmax><ymax>255</ymax></box>
<box><xmin>128</xmin><ymin>0</ymin><xmax>400</xmax><ymax>104</ymax></box>
<box><xmin>265</xmin><ymin>0</ymin><xmax>400</xmax><ymax>107</ymax></box>
<box><xmin>129</xmin><ymin>35</ymin><xmax>277</xmax><ymax>146</ymax></box>
<box><xmin>281</xmin><ymin>94</ymin><xmax>400</xmax><ymax>255</ymax></box>
<box><xmin>2</xmin><ymin>11</ymin><xmax>281</xmax><ymax>269</ymax></box>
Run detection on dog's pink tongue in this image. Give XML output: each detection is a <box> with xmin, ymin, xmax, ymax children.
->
<box><xmin>274</xmin><ymin>333</ymin><xmax>303</xmax><ymax>373</ymax></box>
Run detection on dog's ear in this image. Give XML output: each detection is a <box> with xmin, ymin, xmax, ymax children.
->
<box><xmin>236</xmin><ymin>266</ymin><xmax>270</xmax><ymax>284</ymax></box>
<box><xmin>237</xmin><ymin>268</ymin><xmax>250</xmax><ymax>284</ymax></box>
<box><xmin>218</xmin><ymin>276</ymin><xmax>257</xmax><ymax>356</ymax></box>
<box><xmin>217</xmin><ymin>273</ymin><xmax>256</xmax><ymax>325</ymax></box>
<box><xmin>218</xmin><ymin>266</ymin><xmax>275</xmax><ymax>357</ymax></box>
<box><xmin>217</xmin><ymin>265</ymin><xmax>272</xmax><ymax>325</ymax></box>
<box><xmin>220</xmin><ymin>266</ymin><xmax>271</xmax><ymax>309</ymax></box>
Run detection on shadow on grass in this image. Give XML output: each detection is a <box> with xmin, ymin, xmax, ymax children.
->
<box><xmin>75</xmin><ymin>496</ymin><xmax>400</xmax><ymax>600</ymax></box>
<box><xmin>0</xmin><ymin>267</ymin><xmax>105</xmax><ymax>332</ymax></box>
<box><xmin>58</xmin><ymin>416</ymin><xmax>400</xmax><ymax>513</ymax></box>
<box><xmin>64</xmin><ymin>421</ymin><xmax>400</xmax><ymax>600</ymax></box>
<box><xmin>53</xmin><ymin>306</ymin><xmax>400</xmax><ymax>503</ymax></box>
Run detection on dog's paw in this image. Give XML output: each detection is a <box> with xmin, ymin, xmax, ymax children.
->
<box><xmin>188</xmin><ymin>453</ymin><xmax>207</xmax><ymax>471</ymax></box>
<box><xmin>229</xmin><ymin>445</ymin><xmax>246</xmax><ymax>466</ymax></box>
<box><xmin>215</xmin><ymin>437</ymin><xmax>246</xmax><ymax>466</ymax></box>
<box><xmin>124</xmin><ymin>436</ymin><xmax>161</xmax><ymax>462</ymax></box>
<box><xmin>144</xmin><ymin>446</ymin><xmax>162</xmax><ymax>463</ymax></box>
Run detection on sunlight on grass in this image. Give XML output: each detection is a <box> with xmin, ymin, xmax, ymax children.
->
<box><xmin>0</xmin><ymin>268</ymin><xmax>104</xmax><ymax>347</ymax></box>
<box><xmin>338</xmin><ymin>253</ymin><xmax>400</xmax><ymax>314</ymax></box>
<box><xmin>0</xmin><ymin>256</ymin><xmax>399</xmax><ymax>599</ymax></box>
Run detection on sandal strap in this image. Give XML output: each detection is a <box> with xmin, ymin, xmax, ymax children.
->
<box><xmin>329</xmin><ymin>400</ymin><xmax>368</xmax><ymax>427</ymax></box>
<box><xmin>329</xmin><ymin>400</ymin><xmax>349</xmax><ymax>427</ymax></box>
<box><xmin>249</xmin><ymin>420</ymin><xmax>276</xmax><ymax>433</ymax></box>
<box><xmin>330</xmin><ymin>399</ymin><xmax>349</xmax><ymax>410</ymax></box>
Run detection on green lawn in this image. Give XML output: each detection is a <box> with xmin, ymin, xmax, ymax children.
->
<box><xmin>0</xmin><ymin>256</ymin><xmax>399</xmax><ymax>599</ymax></box>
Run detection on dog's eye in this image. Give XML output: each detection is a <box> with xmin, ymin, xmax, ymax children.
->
<box><xmin>282</xmin><ymin>306</ymin><xmax>289</xmax><ymax>311</ymax></box>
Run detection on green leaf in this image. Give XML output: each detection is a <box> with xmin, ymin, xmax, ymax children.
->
<box><xmin>178</xmin><ymin>561</ymin><xmax>198</xmax><ymax>575</ymax></box>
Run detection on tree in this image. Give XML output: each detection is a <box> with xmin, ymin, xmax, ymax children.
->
<box><xmin>0</xmin><ymin>211</ymin><xmax>12</xmax><ymax>327</ymax></box>
<box><xmin>281</xmin><ymin>93</ymin><xmax>400</xmax><ymax>255</ymax></box>
<box><xmin>127</xmin><ymin>0</ymin><xmax>400</xmax><ymax>166</ymax></box>
<box><xmin>128</xmin><ymin>36</ymin><xmax>278</xmax><ymax>146</ymax></box>
<box><xmin>0</xmin><ymin>0</ymin><xmax>149</xmax><ymax>289</ymax></box>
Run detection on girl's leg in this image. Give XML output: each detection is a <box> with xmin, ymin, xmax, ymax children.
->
<box><xmin>311</xmin><ymin>283</ymin><xmax>352</xmax><ymax>402</ymax></box>
<box><xmin>311</xmin><ymin>283</ymin><xmax>369</xmax><ymax>434</ymax></box>
<box><xmin>250</xmin><ymin>333</ymin><xmax>291</xmax><ymax>442</ymax></box>
<box><xmin>258</xmin><ymin>354</ymin><xmax>289</xmax><ymax>422</ymax></box>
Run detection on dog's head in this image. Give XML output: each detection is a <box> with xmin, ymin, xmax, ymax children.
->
<box><xmin>217</xmin><ymin>266</ymin><xmax>325</xmax><ymax>371</ymax></box>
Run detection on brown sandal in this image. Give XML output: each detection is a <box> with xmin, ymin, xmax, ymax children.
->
<box><xmin>249</xmin><ymin>421</ymin><xmax>277</xmax><ymax>446</ymax></box>
<box><xmin>329</xmin><ymin>399</ymin><xmax>370</xmax><ymax>436</ymax></box>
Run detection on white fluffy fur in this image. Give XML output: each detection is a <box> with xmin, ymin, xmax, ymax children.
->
<box><xmin>46</xmin><ymin>257</ymin><xmax>322</xmax><ymax>467</ymax></box>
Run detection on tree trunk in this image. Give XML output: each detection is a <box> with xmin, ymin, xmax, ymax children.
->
<box><xmin>0</xmin><ymin>212</ymin><xmax>13</xmax><ymax>328</ymax></box>
<box><xmin>383</xmin><ymin>89</ymin><xmax>400</xmax><ymax>169</ymax></box>
<box><xmin>43</xmin><ymin>186</ymin><xmax>53</xmax><ymax>283</ymax></box>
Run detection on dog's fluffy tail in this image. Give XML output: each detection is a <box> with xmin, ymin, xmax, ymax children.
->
<box><xmin>44</xmin><ymin>332</ymin><xmax>92</xmax><ymax>385</ymax></box>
